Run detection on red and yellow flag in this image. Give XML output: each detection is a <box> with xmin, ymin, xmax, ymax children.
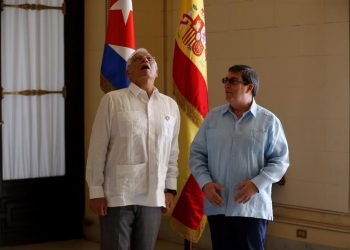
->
<box><xmin>170</xmin><ymin>0</ymin><xmax>208</xmax><ymax>243</ymax></box>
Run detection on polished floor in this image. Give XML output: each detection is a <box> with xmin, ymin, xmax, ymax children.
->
<box><xmin>0</xmin><ymin>238</ymin><xmax>345</xmax><ymax>250</ymax></box>
<box><xmin>0</xmin><ymin>239</ymin><xmax>191</xmax><ymax>250</ymax></box>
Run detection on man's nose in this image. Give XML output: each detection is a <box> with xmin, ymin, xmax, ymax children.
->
<box><xmin>139</xmin><ymin>56</ymin><xmax>150</xmax><ymax>62</ymax></box>
<box><xmin>144</xmin><ymin>57</ymin><xmax>152</xmax><ymax>63</ymax></box>
<box><xmin>223</xmin><ymin>82</ymin><xmax>230</xmax><ymax>88</ymax></box>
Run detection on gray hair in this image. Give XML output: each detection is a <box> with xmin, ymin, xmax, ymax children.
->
<box><xmin>228</xmin><ymin>65</ymin><xmax>259</xmax><ymax>97</ymax></box>
<box><xmin>126</xmin><ymin>48</ymin><xmax>157</xmax><ymax>71</ymax></box>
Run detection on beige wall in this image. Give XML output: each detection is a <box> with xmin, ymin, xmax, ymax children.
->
<box><xmin>84</xmin><ymin>0</ymin><xmax>105</xmax><ymax>241</ymax></box>
<box><xmin>85</xmin><ymin>0</ymin><xmax>350</xmax><ymax>249</ymax></box>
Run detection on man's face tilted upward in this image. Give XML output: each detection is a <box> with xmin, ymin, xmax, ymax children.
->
<box><xmin>127</xmin><ymin>52</ymin><xmax>158</xmax><ymax>84</ymax></box>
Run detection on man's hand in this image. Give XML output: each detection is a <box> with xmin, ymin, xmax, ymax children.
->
<box><xmin>234</xmin><ymin>180</ymin><xmax>258</xmax><ymax>204</ymax></box>
<box><xmin>89</xmin><ymin>197</ymin><xmax>108</xmax><ymax>216</ymax></box>
<box><xmin>203</xmin><ymin>182</ymin><xmax>224</xmax><ymax>206</ymax></box>
<box><xmin>162</xmin><ymin>193</ymin><xmax>175</xmax><ymax>216</ymax></box>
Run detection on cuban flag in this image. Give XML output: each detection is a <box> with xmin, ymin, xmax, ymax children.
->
<box><xmin>100</xmin><ymin>0</ymin><xmax>135</xmax><ymax>92</ymax></box>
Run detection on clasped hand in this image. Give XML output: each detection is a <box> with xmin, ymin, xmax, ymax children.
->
<box><xmin>203</xmin><ymin>180</ymin><xmax>258</xmax><ymax>206</ymax></box>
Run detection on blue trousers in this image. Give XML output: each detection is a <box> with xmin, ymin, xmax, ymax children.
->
<box><xmin>208</xmin><ymin>215</ymin><xmax>268</xmax><ymax>250</ymax></box>
<box><xmin>100</xmin><ymin>205</ymin><xmax>162</xmax><ymax>250</ymax></box>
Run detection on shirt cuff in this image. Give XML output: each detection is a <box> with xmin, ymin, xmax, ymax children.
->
<box><xmin>196</xmin><ymin>175</ymin><xmax>213</xmax><ymax>190</ymax></box>
<box><xmin>251</xmin><ymin>174</ymin><xmax>270</xmax><ymax>191</ymax></box>
<box><xmin>89</xmin><ymin>186</ymin><xmax>105</xmax><ymax>199</ymax></box>
<box><xmin>165</xmin><ymin>177</ymin><xmax>177</xmax><ymax>190</ymax></box>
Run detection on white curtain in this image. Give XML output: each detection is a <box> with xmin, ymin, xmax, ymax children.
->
<box><xmin>1</xmin><ymin>0</ymin><xmax>65</xmax><ymax>180</ymax></box>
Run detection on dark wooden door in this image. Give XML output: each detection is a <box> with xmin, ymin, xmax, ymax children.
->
<box><xmin>0</xmin><ymin>0</ymin><xmax>84</xmax><ymax>245</ymax></box>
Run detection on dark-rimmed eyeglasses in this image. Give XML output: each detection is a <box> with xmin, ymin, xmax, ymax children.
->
<box><xmin>221</xmin><ymin>77</ymin><xmax>247</xmax><ymax>85</ymax></box>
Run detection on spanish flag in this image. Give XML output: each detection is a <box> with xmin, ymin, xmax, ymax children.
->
<box><xmin>100</xmin><ymin>0</ymin><xmax>135</xmax><ymax>92</ymax></box>
<box><xmin>170</xmin><ymin>0</ymin><xmax>208</xmax><ymax>243</ymax></box>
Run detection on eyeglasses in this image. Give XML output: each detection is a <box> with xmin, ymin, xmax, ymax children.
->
<box><xmin>132</xmin><ymin>55</ymin><xmax>155</xmax><ymax>63</ymax></box>
<box><xmin>221</xmin><ymin>77</ymin><xmax>247</xmax><ymax>85</ymax></box>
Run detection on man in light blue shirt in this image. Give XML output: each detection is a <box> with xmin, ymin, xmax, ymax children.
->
<box><xmin>190</xmin><ymin>65</ymin><xmax>289</xmax><ymax>250</ymax></box>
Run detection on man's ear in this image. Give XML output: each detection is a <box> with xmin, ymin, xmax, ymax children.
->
<box><xmin>247</xmin><ymin>83</ymin><xmax>254</xmax><ymax>93</ymax></box>
<box><xmin>155</xmin><ymin>63</ymin><xmax>158</xmax><ymax>78</ymax></box>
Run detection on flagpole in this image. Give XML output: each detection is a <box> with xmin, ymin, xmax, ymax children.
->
<box><xmin>184</xmin><ymin>239</ymin><xmax>192</xmax><ymax>250</ymax></box>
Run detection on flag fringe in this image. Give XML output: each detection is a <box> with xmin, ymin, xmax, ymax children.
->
<box><xmin>174</xmin><ymin>87</ymin><xmax>203</xmax><ymax>127</ymax></box>
<box><xmin>100</xmin><ymin>74</ymin><xmax>116</xmax><ymax>93</ymax></box>
<box><xmin>169</xmin><ymin>216</ymin><xmax>207</xmax><ymax>244</ymax></box>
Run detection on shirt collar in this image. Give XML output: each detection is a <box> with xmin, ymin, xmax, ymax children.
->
<box><xmin>222</xmin><ymin>98</ymin><xmax>258</xmax><ymax>118</ymax></box>
<box><xmin>129</xmin><ymin>82</ymin><xmax>159</xmax><ymax>98</ymax></box>
<box><xmin>250</xmin><ymin>98</ymin><xmax>258</xmax><ymax>117</ymax></box>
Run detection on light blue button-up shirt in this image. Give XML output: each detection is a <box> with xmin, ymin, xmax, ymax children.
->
<box><xmin>190</xmin><ymin>99</ymin><xmax>289</xmax><ymax>220</ymax></box>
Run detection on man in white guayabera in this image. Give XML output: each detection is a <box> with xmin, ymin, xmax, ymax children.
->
<box><xmin>86</xmin><ymin>48</ymin><xmax>180</xmax><ymax>250</ymax></box>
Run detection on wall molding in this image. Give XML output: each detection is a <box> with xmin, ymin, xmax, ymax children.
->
<box><xmin>273</xmin><ymin>203</ymin><xmax>350</xmax><ymax>233</ymax></box>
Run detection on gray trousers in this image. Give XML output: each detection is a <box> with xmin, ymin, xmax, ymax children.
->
<box><xmin>100</xmin><ymin>205</ymin><xmax>162</xmax><ymax>250</ymax></box>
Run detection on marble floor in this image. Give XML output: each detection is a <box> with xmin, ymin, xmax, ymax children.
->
<box><xmin>0</xmin><ymin>239</ymin><xmax>191</xmax><ymax>250</ymax></box>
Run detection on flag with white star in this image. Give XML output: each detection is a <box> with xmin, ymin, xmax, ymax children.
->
<box><xmin>100</xmin><ymin>0</ymin><xmax>135</xmax><ymax>92</ymax></box>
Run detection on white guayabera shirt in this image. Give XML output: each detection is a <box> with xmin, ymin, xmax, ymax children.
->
<box><xmin>86</xmin><ymin>83</ymin><xmax>180</xmax><ymax>208</ymax></box>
